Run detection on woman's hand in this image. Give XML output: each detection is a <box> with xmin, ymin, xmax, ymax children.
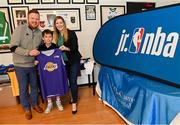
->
<box><xmin>59</xmin><ymin>45</ymin><xmax>70</xmax><ymax>51</ymax></box>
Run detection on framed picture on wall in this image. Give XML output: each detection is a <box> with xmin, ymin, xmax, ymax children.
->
<box><xmin>72</xmin><ymin>0</ymin><xmax>85</xmax><ymax>4</ymax></box>
<box><xmin>57</xmin><ymin>0</ymin><xmax>70</xmax><ymax>4</ymax></box>
<box><xmin>100</xmin><ymin>5</ymin><xmax>125</xmax><ymax>26</ymax></box>
<box><xmin>11</xmin><ymin>6</ymin><xmax>29</xmax><ymax>29</ymax></box>
<box><xmin>0</xmin><ymin>7</ymin><xmax>12</xmax><ymax>53</ymax></box>
<box><xmin>86</xmin><ymin>0</ymin><xmax>99</xmax><ymax>4</ymax></box>
<box><xmin>127</xmin><ymin>2</ymin><xmax>155</xmax><ymax>14</ymax></box>
<box><xmin>7</xmin><ymin>0</ymin><xmax>23</xmax><ymax>4</ymax></box>
<box><xmin>85</xmin><ymin>5</ymin><xmax>96</xmax><ymax>20</ymax></box>
<box><xmin>35</xmin><ymin>8</ymin><xmax>81</xmax><ymax>31</ymax></box>
<box><xmin>41</xmin><ymin>0</ymin><xmax>55</xmax><ymax>4</ymax></box>
<box><xmin>0</xmin><ymin>7</ymin><xmax>12</xmax><ymax>33</ymax></box>
<box><xmin>25</xmin><ymin>0</ymin><xmax>40</xmax><ymax>4</ymax></box>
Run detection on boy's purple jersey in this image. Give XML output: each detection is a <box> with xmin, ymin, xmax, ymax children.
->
<box><xmin>37</xmin><ymin>49</ymin><xmax>68</xmax><ymax>99</ymax></box>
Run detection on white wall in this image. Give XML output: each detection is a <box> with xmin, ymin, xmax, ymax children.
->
<box><xmin>155</xmin><ymin>0</ymin><xmax>180</xmax><ymax>7</ymax></box>
<box><xmin>0</xmin><ymin>0</ymin><xmax>179</xmax><ymax>65</ymax></box>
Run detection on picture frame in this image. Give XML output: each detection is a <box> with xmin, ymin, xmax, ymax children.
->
<box><xmin>86</xmin><ymin>0</ymin><xmax>99</xmax><ymax>4</ymax></box>
<box><xmin>57</xmin><ymin>0</ymin><xmax>70</xmax><ymax>4</ymax></box>
<box><xmin>36</xmin><ymin>8</ymin><xmax>81</xmax><ymax>31</ymax></box>
<box><xmin>127</xmin><ymin>2</ymin><xmax>156</xmax><ymax>14</ymax></box>
<box><xmin>72</xmin><ymin>0</ymin><xmax>85</xmax><ymax>4</ymax></box>
<box><xmin>25</xmin><ymin>0</ymin><xmax>40</xmax><ymax>4</ymax></box>
<box><xmin>100</xmin><ymin>5</ymin><xmax>125</xmax><ymax>26</ymax></box>
<box><xmin>0</xmin><ymin>7</ymin><xmax>12</xmax><ymax>33</ymax></box>
<box><xmin>7</xmin><ymin>0</ymin><xmax>23</xmax><ymax>4</ymax></box>
<box><xmin>41</xmin><ymin>0</ymin><xmax>55</xmax><ymax>4</ymax></box>
<box><xmin>0</xmin><ymin>7</ymin><xmax>12</xmax><ymax>53</ymax></box>
<box><xmin>11</xmin><ymin>6</ymin><xmax>29</xmax><ymax>29</ymax></box>
<box><xmin>85</xmin><ymin>5</ymin><xmax>96</xmax><ymax>20</ymax></box>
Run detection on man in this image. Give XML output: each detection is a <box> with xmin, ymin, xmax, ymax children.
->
<box><xmin>10</xmin><ymin>9</ymin><xmax>43</xmax><ymax>120</ymax></box>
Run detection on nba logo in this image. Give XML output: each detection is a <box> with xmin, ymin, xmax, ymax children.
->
<box><xmin>129</xmin><ymin>28</ymin><xmax>144</xmax><ymax>53</ymax></box>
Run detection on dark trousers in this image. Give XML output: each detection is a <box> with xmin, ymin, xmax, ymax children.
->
<box><xmin>14</xmin><ymin>66</ymin><xmax>38</xmax><ymax>110</ymax></box>
<box><xmin>66</xmin><ymin>61</ymin><xmax>80</xmax><ymax>103</ymax></box>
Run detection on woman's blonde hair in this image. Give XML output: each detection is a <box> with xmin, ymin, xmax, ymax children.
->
<box><xmin>53</xmin><ymin>16</ymin><xmax>68</xmax><ymax>44</ymax></box>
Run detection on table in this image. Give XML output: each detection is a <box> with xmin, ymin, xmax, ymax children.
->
<box><xmin>98</xmin><ymin>66</ymin><xmax>180</xmax><ymax>124</ymax></box>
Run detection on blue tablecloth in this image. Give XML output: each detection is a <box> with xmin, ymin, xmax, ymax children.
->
<box><xmin>98</xmin><ymin>66</ymin><xmax>180</xmax><ymax>124</ymax></box>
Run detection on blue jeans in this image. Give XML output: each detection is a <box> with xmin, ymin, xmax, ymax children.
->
<box><xmin>66</xmin><ymin>61</ymin><xmax>80</xmax><ymax>103</ymax></box>
<box><xmin>14</xmin><ymin>66</ymin><xmax>38</xmax><ymax>110</ymax></box>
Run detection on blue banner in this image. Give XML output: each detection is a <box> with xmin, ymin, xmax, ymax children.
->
<box><xmin>99</xmin><ymin>66</ymin><xmax>180</xmax><ymax>124</ymax></box>
<box><xmin>93</xmin><ymin>4</ymin><xmax>180</xmax><ymax>84</ymax></box>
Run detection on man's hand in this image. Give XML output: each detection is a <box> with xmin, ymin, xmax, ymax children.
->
<box><xmin>29</xmin><ymin>49</ymin><xmax>40</xmax><ymax>56</ymax></box>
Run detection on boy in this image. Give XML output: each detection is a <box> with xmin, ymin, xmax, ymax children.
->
<box><xmin>36</xmin><ymin>29</ymin><xmax>69</xmax><ymax>113</ymax></box>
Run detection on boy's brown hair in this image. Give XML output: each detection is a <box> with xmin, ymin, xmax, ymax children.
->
<box><xmin>42</xmin><ymin>29</ymin><xmax>53</xmax><ymax>37</ymax></box>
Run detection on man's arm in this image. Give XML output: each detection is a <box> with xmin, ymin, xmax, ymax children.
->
<box><xmin>10</xmin><ymin>26</ymin><xmax>30</xmax><ymax>56</ymax></box>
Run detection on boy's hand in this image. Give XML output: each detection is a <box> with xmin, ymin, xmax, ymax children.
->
<box><xmin>34</xmin><ymin>60</ymin><xmax>39</xmax><ymax>65</ymax></box>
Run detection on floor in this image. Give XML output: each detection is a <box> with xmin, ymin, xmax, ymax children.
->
<box><xmin>0</xmin><ymin>86</ymin><xmax>127</xmax><ymax>124</ymax></box>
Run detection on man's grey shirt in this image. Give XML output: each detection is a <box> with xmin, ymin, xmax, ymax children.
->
<box><xmin>11</xmin><ymin>24</ymin><xmax>42</xmax><ymax>67</ymax></box>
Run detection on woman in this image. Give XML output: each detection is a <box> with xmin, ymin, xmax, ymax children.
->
<box><xmin>53</xmin><ymin>16</ymin><xmax>82</xmax><ymax>114</ymax></box>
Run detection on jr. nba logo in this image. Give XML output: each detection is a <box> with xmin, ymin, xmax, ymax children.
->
<box><xmin>129</xmin><ymin>28</ymin><xmax>144</xmax><ymax>53</ymax></box>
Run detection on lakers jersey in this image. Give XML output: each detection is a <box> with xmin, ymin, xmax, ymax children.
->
<box><xmin>37</xmin><ymin>49</ymin><xmax>69</xmax><ymax>99</ymax></box>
